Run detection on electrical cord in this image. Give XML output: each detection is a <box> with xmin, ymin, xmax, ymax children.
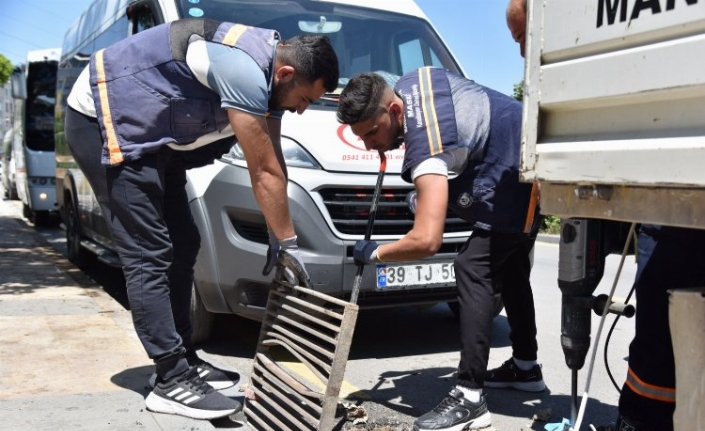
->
<box><xmin>603</xmin><ymin>225</ymin><xmax>639</xmax><ymax>393</ymax></box>
<box><xmin>572</xmin><ymin>222</ymin><xmax>637</xmax><ymax>431</ymax></box>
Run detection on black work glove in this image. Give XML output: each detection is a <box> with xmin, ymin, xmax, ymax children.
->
<box><xmin>353</xmin><ymin>240</ymin><xmax>379</xmax><ymax>265</ymax></box>
<box><xmin>274</xmin><ymin>236</ymin><xmax>311</xmax><ymax>288</ymax></box>
<box><xmin>262</xmin><ymin>230</ymin><xmax>280</xmax><ymax>276</ymax></box>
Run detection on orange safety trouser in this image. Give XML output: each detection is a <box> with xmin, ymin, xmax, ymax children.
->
<box><xmin>624</xmin><ymin>367</ymin><xmax>675</xmax><ymax>404</ymax></box>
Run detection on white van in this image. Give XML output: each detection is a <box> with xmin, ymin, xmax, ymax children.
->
<box><xmin>55</xmin><ymin>0</ymin><xmax>477</xmax><ymax>341</ymax></box>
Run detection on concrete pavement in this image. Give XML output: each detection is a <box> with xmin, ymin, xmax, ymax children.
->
<box><xmin>0</xmin><ymin>193</ymin><xmax>568</xmax><ymax>431</ymax></box>
<box><xmin>0</xmin><ymin>197</ymin><xmax>245</xmax><ymax>430</ymax></box>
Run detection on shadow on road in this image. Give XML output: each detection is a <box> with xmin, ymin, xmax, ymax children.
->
<box><xmin>202</xmin><ymin>302</ymin><xmax>513</xmax><ymax>363</ymax></box>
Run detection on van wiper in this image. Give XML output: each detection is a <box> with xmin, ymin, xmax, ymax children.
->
<box><xmin>313</xmin><ymin>93</ymin><xmax>339</xmax><ymax>107</ymax></box>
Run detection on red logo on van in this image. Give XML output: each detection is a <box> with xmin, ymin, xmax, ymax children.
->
<box><xmin>336</xmin><ymin>124</ymin><xmax>406</xmax><ymax>151</ymax></box>
<box><xmin>336</xmin><ymin>124</ymin><xmax>367</xmax><ymax>151</ymax></box>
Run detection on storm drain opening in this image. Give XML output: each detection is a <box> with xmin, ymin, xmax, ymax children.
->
<box><xmin>245</xmin><ymin>154</ymin><xmax>386</xmax><ymax>431</ymax></box>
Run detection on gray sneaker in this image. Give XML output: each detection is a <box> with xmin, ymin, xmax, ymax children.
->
<box><xmin>413</xmin><ymin>388</ymin><xmax>491</xmax><ymax>431</ymax></box>
<box><xmin>484</xmin><ymin>358</ymin><xmax>546</xmax><ymax>392</ymax></box>
<box><xmin>148</xmin><ymin>359</ymin><xmax>240</xmax><ymax>390</ymax></box>
<box><xmin>145</xmin><ymin>366</ymin><xmax>241</xmax><ymax>420</ymax></box>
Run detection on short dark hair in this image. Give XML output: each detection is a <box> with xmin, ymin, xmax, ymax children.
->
<box><xmin>276</xmin><ymin>34</ymin><xmax>339</xmax><ymax>92</ymax></box>
<box><xmin>336</xmin><ymin>72</ymin><xmax>389</xmax><ymax>125</ymax></box>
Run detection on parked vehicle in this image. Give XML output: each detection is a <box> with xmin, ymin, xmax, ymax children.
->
<box><xmin>2</xmin><ymin>129</ymin><xmax>17</xmax><ymax>200</ymax></box>
<box><xmin>56</xmin><ymin>0</ymin><xmax>478</xmax><ymax>341</ymax></box>
<box><xmin>9</xmin><ymin>48</ymin><xmax>61</xmax><ymax>225</ymax></box>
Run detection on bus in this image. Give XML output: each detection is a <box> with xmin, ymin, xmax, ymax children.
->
<box><xmin>9</xmin><ymin>48</ymin><xmax>61</xmax><ymax>226</ymax></box>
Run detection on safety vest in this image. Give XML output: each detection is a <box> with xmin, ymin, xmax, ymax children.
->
<box><xmin>398</xmin><ymin>67</ymin><xmax>539</xmax><ymax>234</ymax></box>
<box><xmin>89</xmin><ymin>18</ymin><xmax>279</xmax><ymax>166</ymax></box>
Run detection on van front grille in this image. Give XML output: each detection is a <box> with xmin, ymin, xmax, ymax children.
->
<box><xmin>319</xmin><ymin>187</ymin><xmax>472</xmax><ymax>236</ymax></box>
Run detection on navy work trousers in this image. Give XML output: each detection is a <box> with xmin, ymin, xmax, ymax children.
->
<box><xmin>619</xmin><ymin>224</ymin><xmax>705</xmax><ymax>429</ymax></box>
<box><xmin>65</xmin><ymin>107</ymin><xmax>200</xmax><ymax>379</ymax></box>
<box><xmin>454</xmin><ymin>229</ymin><xmax>538</xmax><ymax>389</ymax></box>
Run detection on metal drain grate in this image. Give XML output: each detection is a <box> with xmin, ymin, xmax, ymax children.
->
<box><xmin>244</xmin><ymin>281</ymin><xmax>359</xmax><ymax>431</ymax></box>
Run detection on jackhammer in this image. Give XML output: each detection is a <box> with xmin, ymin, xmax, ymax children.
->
<box><xmin>558</xmin><ymin>218</ymin><xmax>637</xmax><ymax>425</ymax></box>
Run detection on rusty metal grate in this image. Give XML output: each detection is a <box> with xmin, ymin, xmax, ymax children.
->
<box><xmin>244</xmin><ymin>281</ymin><xmax>359</xmax><ymax>431</ymax></box>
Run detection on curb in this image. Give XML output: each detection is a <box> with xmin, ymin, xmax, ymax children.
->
<box><xmin>537</xmin><ymin>233</ymin><xmax>560</xmax><ymax>244</ymax></box>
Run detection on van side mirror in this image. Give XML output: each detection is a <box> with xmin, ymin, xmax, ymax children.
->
<box><xmin>10</xmin><ymin>69</ymin><xmax>26</xmax><ymax>100</ymax></box>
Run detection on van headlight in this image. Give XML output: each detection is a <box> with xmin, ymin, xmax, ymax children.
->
<box><xmin>223</xmin><ymin>137</ymin><xmax>321</xmax><ymax>169</ymax></box>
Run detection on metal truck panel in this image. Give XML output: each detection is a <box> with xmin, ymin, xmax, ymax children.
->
<box><xmin>521</xmin><ymin>0</ymin><xmax>705</xmax><ymax>226</ymax></box>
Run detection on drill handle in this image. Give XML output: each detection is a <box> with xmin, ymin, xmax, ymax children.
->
<box><xmin>592</xmin><ymin>294</ymin><xmax>635</xmax><ymax>318</ymax></box>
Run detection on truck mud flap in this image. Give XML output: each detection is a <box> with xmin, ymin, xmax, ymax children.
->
<box><xmin>244</xmin><ymin>281</ymin><xmax>359</xmax><ymax>431</ymax></box>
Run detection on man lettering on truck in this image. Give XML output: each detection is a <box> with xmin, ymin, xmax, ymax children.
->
<box><xmin>64</xmin><ymin>18</ymin><xmax>338</xmax><ymax>420</ymax></box>
<box><xmin>337</xmin><ymin>67</ymin><xmax>543</xmax><ymax>430</ymax></box>
<box><xmin>507</xmin><ymin>1</ymin><xmax>705</xmax><ymax>430</ymax></box>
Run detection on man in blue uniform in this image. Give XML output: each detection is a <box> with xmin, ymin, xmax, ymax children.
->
<box><xmin>65</xmin><ymin>18</ymin><xmax>338</xmax><ymax>420</ymax></box>
<box><xmin>336</xmin><ymin>68</ymin><xmax>542</xmax><ymax>430</ymax></box>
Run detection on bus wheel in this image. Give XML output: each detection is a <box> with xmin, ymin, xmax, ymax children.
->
<box><xmin>32</xmin><ymin>210</ymin><xmax>50</xmax><ymax>227</ymax></box>
<box><xmin>66</xmin><ymin>197</ymin><xmax>94</xmax><ymax>268</ymax></box>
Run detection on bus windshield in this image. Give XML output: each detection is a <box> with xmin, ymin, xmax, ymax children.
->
<box><xmin>25</xmin><ymin>60</ymin><xmax>58</xmax><ymax>152</ymax></box>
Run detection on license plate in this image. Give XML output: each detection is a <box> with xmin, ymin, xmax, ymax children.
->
<box><xmin>376</xmin><ymin>262</ymin><xmax>455</xmax><ymax>290</ymax></box>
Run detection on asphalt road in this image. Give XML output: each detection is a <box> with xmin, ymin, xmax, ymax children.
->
<box><xmin>29</xmin><ymin>204</ymin><xmax>637</xmax><ymax>431</ymax></box>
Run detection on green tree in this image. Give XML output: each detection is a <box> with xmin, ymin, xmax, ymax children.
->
<box><xmin>0</xmin><ymin>54</ymin><xmax>13</xmax><ymax>84</ymax></box>
<box><xmin>513</xmin><ymin>80</ymin><xmax>524</xmax><ymax>101</ymax></box>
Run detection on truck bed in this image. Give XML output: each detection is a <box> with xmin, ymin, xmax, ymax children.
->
<box><xmin>521</xmin><ymin>0</ymin><xmax>705</xmax><ymax>228</ymax></box>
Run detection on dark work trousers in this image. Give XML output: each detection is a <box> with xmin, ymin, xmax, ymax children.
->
<box><xmin>454</xmin><ymin>228</ymin><xmax>538</xmax><ymax>389</ymax></box>
<box><xmin>65</xmin><ymin>107</ymin><xmax>200</xmax><ymax>380</ymax></box>
<box><xmin>619</xmin><ymin>224</ymin><xmax>705</xmax><ymax>430</ymax></box>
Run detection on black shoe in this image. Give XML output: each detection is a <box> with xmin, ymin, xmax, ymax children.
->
<box><xmin>413</xmin><ymin>388</ymin><xmax>491</xmax><ymax>431</ymax></box>
<box><xmin>149</xmin><ymin>358</ymin><xmax>240</xmax><ymax>390</ymax></box>
<box><xmin>190</xmin><ymin>357</ymin><xmax>241</xmax><ymax>390</ymax></box>
<box><xmin>145</xmin><ymin>366</ymin><xmax>241</xmax><ymax>420</ymax></box>
<box><xmin>484</xmin><ymin>358</ymin><xmax>546</xmax><ymax>392</ymax></box>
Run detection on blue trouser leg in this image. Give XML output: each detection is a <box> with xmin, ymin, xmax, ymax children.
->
<box><xmin>65</xmin><ymin>108</ymin><xmax>193</xmax><ymax>379</ymax></box>
<box><xmin>619</xmin><ymin>224</ymin><xmax>705</xmax><ymax>429</ymax></box>
<box><xmin>162</xmin><ymin>154</ymin><xmax>201</xmax><ymax>355</ymax></box>
<box><xmin>500</xmin><ymin>234</ymin><xmax>538</xmax><ymax>362</ymax></box>
<box><xmin>454</xmin><ymin>230</ymin><xmax>537</xmax><ymax>389</ymax></box>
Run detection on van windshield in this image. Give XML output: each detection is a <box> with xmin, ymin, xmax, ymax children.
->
<box><xmin>176</xmin><ymin>0</ymin><xmax>462</xmax><ymax>90</ymax></box>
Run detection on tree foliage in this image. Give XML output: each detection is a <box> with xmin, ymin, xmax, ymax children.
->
<box><xmin>0</xmin><ymin>54</ymin><xmax>13</xmax><ymax>84</ymax></box>
<box><xmin>513</xmin><ymin>80</ymin><xmax>524</xmax><ymax>101</ymax></box>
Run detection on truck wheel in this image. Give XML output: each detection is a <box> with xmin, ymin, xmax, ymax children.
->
<box><xmin>447</xmin><ymin>295</ymin><xmax>504</xmax><ymax>318</ymax></box>
<box><xmin>190</xmin><ymin>283</ymin><xmax>215</xmax><ymax>345</ymax></box>
<box><xmin>66</xmin><ymin>197</ymin><xmax>94</xmax><ymax>268</ymax></box>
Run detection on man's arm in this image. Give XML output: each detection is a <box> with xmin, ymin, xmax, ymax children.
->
<box><xmin>377</xmin><ymin>173</ymin><xmax>448</xmax><ymax>261</ymax></box>
<box><xmin>227</xmin><ymin>108</ymin><xmax>295</xmax><ymax>241</ymax></box>
<box><xmin>266</xmin><ymin>115</ymin><xmax>288</xmax><ymax>182</ymax></box>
